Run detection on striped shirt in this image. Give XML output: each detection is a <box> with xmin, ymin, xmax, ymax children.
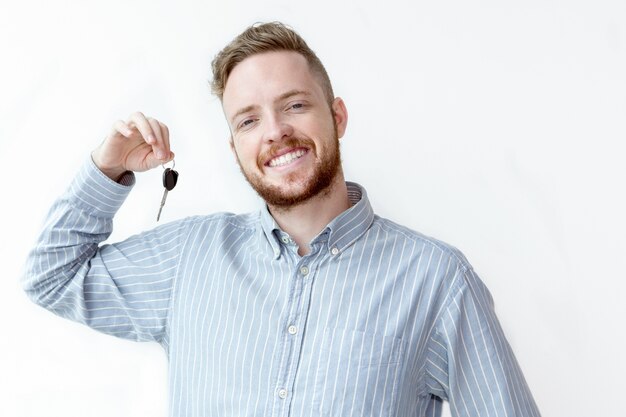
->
<box><xmin>22</xmin><ymin>156</ymin><xmax>541</xmax><ymax>417</ymax></box>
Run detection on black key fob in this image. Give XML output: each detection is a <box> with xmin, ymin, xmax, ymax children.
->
<box><xmin>163</xmin><ymin>168</ymin><xmax>179</xmax><ymax>191</ymax></box>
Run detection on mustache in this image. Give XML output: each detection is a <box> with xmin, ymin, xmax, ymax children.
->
<box><xmin>258</xmin><ymin>137</ymin><xmax>316</xmax><ymax>167</ymax></box>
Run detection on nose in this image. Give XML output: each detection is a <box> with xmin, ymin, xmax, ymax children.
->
<box><xmin>262</xmin><ymin>112</ymin><xmax>294</xmax><ymax>143</ymax></box>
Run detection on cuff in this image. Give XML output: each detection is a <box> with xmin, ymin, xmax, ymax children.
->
<box><xmin>66</xmin><ymin>155</ymin><xmax>136</xmax><ymax>218</ymax></box>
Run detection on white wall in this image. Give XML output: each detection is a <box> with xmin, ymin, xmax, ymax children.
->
<box><xmin>1</xmin><ymin>1</ymin><xmax>624</xmax><ymax>416</ymax></box>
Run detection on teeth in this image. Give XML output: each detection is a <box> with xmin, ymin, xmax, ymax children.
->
<box><xmin>269</xmin><ymin>149</ymin><xmax>306</xmax><ymax>167</ymax></box>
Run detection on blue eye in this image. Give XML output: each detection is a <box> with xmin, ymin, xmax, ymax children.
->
<box><xmin>291</xmin><ymin>103</ymin><xmax>303</xmax><ymax>109</ymax></box>
<box><xmin>239</xmin><ymin>119</ymin><xmax>255</xmax><ymax>130</ymax></box>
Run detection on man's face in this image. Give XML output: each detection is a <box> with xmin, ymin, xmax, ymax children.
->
<box><xmin>222</xmin><ymin>51</ymin><xmax>347</xmax><ymax>209</ymax></box>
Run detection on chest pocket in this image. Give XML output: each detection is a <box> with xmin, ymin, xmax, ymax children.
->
<box><xmin>312</xmin><ymin>327</ymin><xmax>406</xmax><ymax>417</ymax></box>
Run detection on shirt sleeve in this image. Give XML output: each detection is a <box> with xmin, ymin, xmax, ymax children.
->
<box><xmin>424</xmin><ymin>266</ymin><xmax>541</xmax><ymax>417</ymax></box>
<box><xmin>21</xmin><ymin>155</ymin><xmax>184</xmax><ymax>344</ymax></box>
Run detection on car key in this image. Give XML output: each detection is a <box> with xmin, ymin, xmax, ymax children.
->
<box><xmin>157</xmin><ymin>165</ymin><xmax>178</xmax><ymax>222</ymax></box>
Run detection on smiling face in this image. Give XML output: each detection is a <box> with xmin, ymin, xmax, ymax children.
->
<box><xmin>222</xmin><ymin>51</ymin><xmax>348</xmax><ymax>208</ymax></box>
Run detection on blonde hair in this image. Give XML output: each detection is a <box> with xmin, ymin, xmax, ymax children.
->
<box><xmin>211</xmin><ymin>22</ymin><xmax>334</xmax><ymax>106</ymax></box>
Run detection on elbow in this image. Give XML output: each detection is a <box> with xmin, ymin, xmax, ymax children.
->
<box><xmin>21</xmin><ymin>268</ymin><xmax>46</xmax><ymax>306</ymax></box>
<box><xmin>20</xmin><ymin>259</ymin><xmax>69</xmax><ymax>307</ymax></box>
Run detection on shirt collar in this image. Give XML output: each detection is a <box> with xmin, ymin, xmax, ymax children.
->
<box><xmin>259</xmin><ymin>182</ymin><xmax>375</xmax><ymax>259</ymax></box>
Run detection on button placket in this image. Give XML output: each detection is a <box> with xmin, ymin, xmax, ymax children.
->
<box><xmin>272</xmin><ymin>258</ymin><xmax>313</xmax><ymax>412</ymax></box>
<box><xmin>272</xmin><ymin>252</ymin><xmax>320</xmax><ymax>413</ymax></box>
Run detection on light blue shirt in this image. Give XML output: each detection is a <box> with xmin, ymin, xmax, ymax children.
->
<box><xmin>22</xmin><ymin>156</ymin><xmax>541</xmax><ymax>417</ymax></box>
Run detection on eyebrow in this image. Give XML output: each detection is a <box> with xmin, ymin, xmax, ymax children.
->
<box><xmin>230</xmin><ymin>89</ymin><xmax>311</xmax><ymax>125</ymax></box>
<box><xmin>278</xmin><ymin>89</ymin><xmax>311</xmax><ymax>102</ymax></box>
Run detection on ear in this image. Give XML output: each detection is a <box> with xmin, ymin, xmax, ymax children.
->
<box><xmin>331</xmin><ymin>97</ymin><xmax>348</xmax><ymax>139</ymax></box>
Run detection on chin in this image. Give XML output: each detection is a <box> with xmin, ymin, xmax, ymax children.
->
<box><xmin>248</xmin><ymin>172</ymin><xmax>336</xmax><ymax>209</ymax></box>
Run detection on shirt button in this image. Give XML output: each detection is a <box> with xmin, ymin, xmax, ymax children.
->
<box><xmin>288</xmin><ymin>325</ymin><xmax>297</xmax><ymax>335</ymax></box>
<box><xmin>281</xmin><ymin>236</ymin><xmax>290</xmax><ymax>244</ymax></box>
<box><xmin>278</xmin><ymin>388</ymin><xmax>287</xmax><ymax>399</ymax></box>
<box><xmin>331</xmin><ymin>247</ymin><xmax>339</xmax><ymax>255</ymax></box>
<box><xmin>300</xmin><ymin>266</ymin><xmax>309</xmax><ymax>276</ymax></box>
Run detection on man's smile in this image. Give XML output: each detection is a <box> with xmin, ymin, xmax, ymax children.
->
<box><xmin>265</xmin><ymin>147</ymin><xmax>309</xmax><ymax>168</ymax></box>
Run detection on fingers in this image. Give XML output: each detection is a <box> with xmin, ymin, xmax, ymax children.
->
<box><xmin>158</xmin><ymin>121</ymin><xmax>171</xmax><ymax>158</ymax></box>
<box><xmin>111</xmin><ymin>119</ymin><xmax>133</xmax><ymax>138</ymax></box>
<box><xmin>125</xmin><ymin>112</ymin><xmax>172</xmax><ymax>161</ymax></box>
<box><xmin>147</xmin><ymin>117</ymin><xmax>172</xmax><ymax>161</ymax></box>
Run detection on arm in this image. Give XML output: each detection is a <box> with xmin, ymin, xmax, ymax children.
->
<box><xmin>424</xmin><ymin>267</ymin><xmax>541</xmax><ymax>417</ymax></box>
<box><xmin>21</xmin><ymin>112</ymin><xmax>180</xmax><ymax>343</ymax></box>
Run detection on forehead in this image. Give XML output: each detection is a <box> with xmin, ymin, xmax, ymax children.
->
<box><xmin>222</xmin><ymin>51</ymin><xmax>325</xmax><ymax>115</ymax></box>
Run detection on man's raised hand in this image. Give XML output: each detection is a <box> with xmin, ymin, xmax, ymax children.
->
<box><xmin>91</xmin><ymin>112</ymin><xmax>174</xmax><ymax>181</ymax></box>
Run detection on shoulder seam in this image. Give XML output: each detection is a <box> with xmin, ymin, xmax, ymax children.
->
<box><xmin>373</xmin><ymin>217</ymin><xmax>472</xmax><ymax>271</ymax></box>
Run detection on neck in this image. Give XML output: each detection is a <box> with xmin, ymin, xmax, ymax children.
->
<box><xmin>268</xmin><ymin>174</ymin><xmax>350</xmax><ymax>256</ymax></box>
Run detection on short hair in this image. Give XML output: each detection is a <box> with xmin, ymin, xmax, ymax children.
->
<box><xmin>211</xmin><ymin>22</ymin><xmax>334</xmax><ymax>106</ymax></box>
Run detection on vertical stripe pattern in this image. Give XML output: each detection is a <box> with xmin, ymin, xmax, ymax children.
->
<box><xmin>22</xmin><ymin>156</ymin><xmax>541</xmax><ymax>417</ymax></box>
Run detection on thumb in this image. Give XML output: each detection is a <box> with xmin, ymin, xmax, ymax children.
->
<box><xmin>143</xmin><ymin>154</ymin><xmax>165</xmax><ymax>171</ymax></box>
<box><xmin>146</xmin><ymin>151</ymin><xmax>175</xmax><ymax>170</ymax></box>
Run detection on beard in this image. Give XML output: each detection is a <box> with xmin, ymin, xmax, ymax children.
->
<box><xmin>235</xmin><ymin>123</ymin><xmax>341</xmax><ymax>209</ymax></box>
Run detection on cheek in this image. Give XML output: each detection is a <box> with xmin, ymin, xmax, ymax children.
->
<box><xmin>235</xmin><ymin>141</ymin><xmax>264</xmax><ymax>170</ymax></box>
<box><xmin>304</xmin><ymin>114</ymin><xmax>335</xmax><ymax>138</ymax></box>
<box><xmin>233</xmin><ymin>136</ymin><xmax>258</xmax><ymax>158</ymax></box>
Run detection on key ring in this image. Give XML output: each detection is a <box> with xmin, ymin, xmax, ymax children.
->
<box><xmin>161</xmin><ymin>159</ymin><xmax>175</xmax><ymax>170</ymax></box>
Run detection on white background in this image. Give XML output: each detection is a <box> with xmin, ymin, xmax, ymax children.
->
<box><xmin>1</xmin><ymin>1</ymin><xmax>624</xmax><ymax>416</ymax></box>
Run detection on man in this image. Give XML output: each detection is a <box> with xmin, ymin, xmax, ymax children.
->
<box><xmin>22</xmin><ymin>22</ymin><xmax>541</xmax><ymax>417</ymax></box>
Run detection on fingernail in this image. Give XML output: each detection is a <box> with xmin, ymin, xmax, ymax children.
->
<box><xmin>156</xmin><ymin>150</ymin><xmax>165</xmax><ymax>159</ymax></box>
<box><xmin>148</xmin><ymin>135</ymin><xmax>156</xmax><ymax>143</ymax></box>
